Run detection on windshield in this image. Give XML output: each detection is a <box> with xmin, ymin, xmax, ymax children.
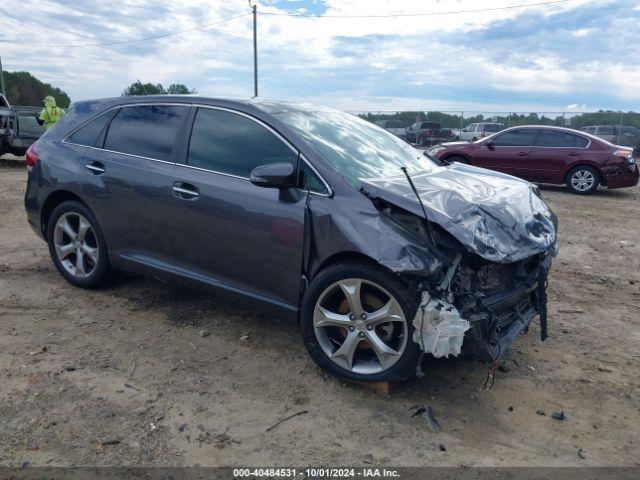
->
<box><xmin>270</xmin><ymin>107</ymin><xmax>437</xmax><ymax>187</ymax></box>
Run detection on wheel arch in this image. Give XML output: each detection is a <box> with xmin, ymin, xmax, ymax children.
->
<box><xmin>441</xmin><ymin>152</ymin><xmax>470</xmax><ymax>163</ymax></box>
<box><xmin>308</xmin><ymin>251</ymin><xmax>389</xmax><ymax>284</ymax></box>
<box><xmin>300</xmin><ymin>250</ymin><xmax>420</xmax><ymax>321</ymax></box>
<box><xmin>41</xmin><ymin>190</ymin><xmax>88</xmax><ymax>237</ymax></box>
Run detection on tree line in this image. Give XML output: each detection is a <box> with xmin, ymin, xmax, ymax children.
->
<box><xmin>0</xmin><ymin>72</ymin><xmax>197</xmax><ymax>108</ymax></box>
<box><xmin>2</xmin><ymin>71</ymin><xmax>71</xmax><ymax>108</ymax></box>
<box><xmin>2</xmin><ymin>71</ymin><xmax>638</xmax><ymax>130</ymax></box>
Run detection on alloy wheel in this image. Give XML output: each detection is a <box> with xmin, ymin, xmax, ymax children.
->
<box><xmin>571</xmin><ymin>170</ymin><xmax>595</xmax><ymax>192</ymax></box>
<box><xmin>53</xmin><ymin>212</ymin><xmax>99</xmax><ymax>278</ymax></box>
<box><xmin>313</xmin><ymin>278</ymin><xmax>408</xmax><ymax>375</ymax></box>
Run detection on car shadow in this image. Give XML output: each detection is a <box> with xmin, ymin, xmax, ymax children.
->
<box><xmin>103</xmin><ymin>274</ymin><xmax>522</xmax><ymax>404</ymax></box>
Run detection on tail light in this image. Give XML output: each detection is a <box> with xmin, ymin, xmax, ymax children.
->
<box><xmin>426</xmin><ymin>129</ymin><xmax>433</xmax><ymax>136</ymax></box>
<box><xmin>25</xmin><ymin>144</ymin><xmax>38</xmax><ymax>173</ymax></box>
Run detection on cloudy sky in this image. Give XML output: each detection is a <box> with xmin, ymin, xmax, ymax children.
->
<box><xmin>1</xmin><ymin>0</ymin><xmax>639</xmax><ymax>112</ymax></box>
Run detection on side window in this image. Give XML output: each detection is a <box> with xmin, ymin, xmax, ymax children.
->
<box><xmin>299</xmin><ymin>161</ymin><xmax>328</xmax><ymax>194</ymax></box>
<box><xmin>67</xmin><ymin>109</ymin><xmax>118</xmax><ymax>147</ymax></box>
<box><xmin>492</xmin><ymin>129</ymin><xmax>537</xmax><ymax>147</ymax></box>
<box><xmin>537</xmin><ymin>130</ymin><xmax>583</xmax><ymax>148</ymax></box>
<box><xmin>104</xmin><ymin>105</ymin><xmax>187</xmax><ymax>161</ymax></box>
<box><xmin>574</xmin><ymin>136</ymin><xmax>589</xmax><ymax>148</ymax></box>
<box><xmin>599</xmin><ymin>126</ymin><xmax>615</xmax><ymax>135</ymax></box>
<box><xmin>187</xmin><ymin>108</ymin><xmax>298</xmax><ymax>177</ymax></box>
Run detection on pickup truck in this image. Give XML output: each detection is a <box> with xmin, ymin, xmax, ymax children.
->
<box><xmin>405</xmin><ymin>121</ymin><xmax>455</xmax><ymax>146</ymax></box>
<box><xmin>0</xmin><ymin>94</ymin><xmax>45</xmax><ymax>157</ymax></box>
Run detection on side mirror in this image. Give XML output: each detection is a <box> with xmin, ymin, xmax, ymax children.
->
<box><xmin>250</xmin><ymin>163</ymin><xmax>296</xmax><ymax>189</ymax></box>
<box><xmin>485</xmin><ymin>140</ymin><xmax>496</xmax><ymax>150</ymax></box>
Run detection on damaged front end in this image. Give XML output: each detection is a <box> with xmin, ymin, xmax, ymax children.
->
<box><xmin>361</xmin><ymin>164</ymin><xmax>557</xmax><ymax>362</ymax></box>
<box><xmin>411</xmin><ymin>248</ymin><xmax>552</xmax><ymax>362</ymax></box>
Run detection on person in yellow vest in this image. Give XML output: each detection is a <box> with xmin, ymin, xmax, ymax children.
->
<box><xmin>37</xmin><ymin>96</ymin><xmax>65</xmax><ymax>129</ymax></box>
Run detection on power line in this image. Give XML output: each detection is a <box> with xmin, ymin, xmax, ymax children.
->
<box><xmin>0</xmin><ymin>11</ymin><xmax>251</xmax><ymax>48</ymax></box>
<box><xmin>259</xmin><ymin>0</ymin><xmax>573</xmax><ymax>18</ymax></box>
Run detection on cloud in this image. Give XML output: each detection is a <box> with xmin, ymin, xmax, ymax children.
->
<box><xmin>0</xmin><ymin>0</ymin><xmax>638</xmax><ymax>112</ymax></box>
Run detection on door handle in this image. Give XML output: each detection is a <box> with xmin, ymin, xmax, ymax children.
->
<box><xmin>172</xmin><ymin>182</ymin><xmax>200</xmax><ymax>199</ymax></box>
<box><xmin>85</xmin><ymin>161</ymin><xmax>105</xmax><ymax>174</ymax></box>
<box><xmin>518</xmin><ymin>152</ymin><xmax>528</xmax><ymax>156</ymax></box>
<box><xmin>568</xmin><ymin>152</ymin><xmax>580</xmax><ymax>157</ymax></box>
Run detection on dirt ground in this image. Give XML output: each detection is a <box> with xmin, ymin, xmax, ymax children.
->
<box><xmin>1</xmin><ymin>159</ymin><xmax>639</xmax><ymax>468</ymax></box>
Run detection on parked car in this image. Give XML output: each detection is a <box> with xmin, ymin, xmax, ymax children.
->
<box><xmin>459</xmin><ymin>122</ymin><xmax>505</xmax><ymax>141</ymax></box>
<box><xmin>25</xmin><ymin>97</ymin><xmax>557</xmax><ymax>382</ymax></box>
<box><xmin>0</xmin><ymin>94</ymin><xmax>45</xmax><ymax>156</ymax></box>
<box><xmin>428</xmin><ymin>125</ymin><xmax>638</xmax><ymax>195</ymax></box>
<box><xmin>405</xmin><ymin>121</ymin><xmax>453</xmax><ymax>146</ymax></box>
<box><xmin>374</xmin><ymin>119</ymin><xmax>408</xmax><ymax>138</ymax></box>
<box><xmin>580</xmin><ymin>125</ymin><xmax>640</xmax><ymax>149</ymax></box>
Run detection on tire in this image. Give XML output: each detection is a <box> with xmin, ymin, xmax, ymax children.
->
<box><xmin>447</xmin><ymin>155</ymin><xmax>468</xmax><ymax>164</ymax></box>
<box><xmin>301</xmin><ymin>261</ymin><xmax>421</xmax><ymax>382</ymax></box>
<box><xmin>46</xmin><ymin>200</ymin><xmax>112</xmax><ymax>288</ymax></box>
<box><xmin>566</xmin><ymin>165</ymin><xmax>600</xmax><ymax>195</ymax></box>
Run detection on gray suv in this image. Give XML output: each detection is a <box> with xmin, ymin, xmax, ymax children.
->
<box><xmin>25</xmin><ymin>96</ymin><xmax>557</xmax><ymax>382</ymax></box>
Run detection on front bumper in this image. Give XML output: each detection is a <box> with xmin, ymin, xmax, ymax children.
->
<box><xmin>455</xmin><ymin>253</ymin><xmax>552</xmax><ymax>361</ymax></box>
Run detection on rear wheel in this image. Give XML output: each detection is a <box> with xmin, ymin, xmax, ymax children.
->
<box><xmin>566</xmin><ymin>166</ymin><xmax>599</xmax><ymax>195</ymax></box>
<box><xmin>47</xmin><ymin>201</ymin><xmax>112</xmax><ymax>288</ymax></box>
<box><xmin>301</xmin><ymin>262</ymin><xmax>421</xmax><ymax>382</ymax></box>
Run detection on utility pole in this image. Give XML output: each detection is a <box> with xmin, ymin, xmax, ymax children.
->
<box><xmin>0</xmin><ymin>53</ymin><xmax>7</xmax><ymax>98</ymax></box>
<box><xmin>252</xmin><ymin>3</ymin><xmax>258</xmax><ymax>97</ymax></box>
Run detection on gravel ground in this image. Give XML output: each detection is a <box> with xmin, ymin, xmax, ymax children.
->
<box><xmin>1</xmin><ymin>162</ymin><xmax>639</xmax><ymax>467</ymax></box>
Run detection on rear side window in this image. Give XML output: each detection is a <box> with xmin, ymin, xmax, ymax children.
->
<box><xmin>67</xmin><ymin>110</ymin><xmax>118</xmax><ymax>147</ymax></box>
<box><xmin>598</xmin><ymin>126</ymin><xmax>615</xmax><ymax>135</ymax></box>
<box><xmin>493</xmin><ymin>129</ymin><xmax>537</xmax><ymax>147</ymax></box>
<box><xmin>537</xmin><ymin>130</ymin><xmax>587</xmax><ymax>148</ymax></box>
<box><xmin>187</xmin><ymin>108</ymin><xmax>297</xmax><ymax>177</ymax></box>
<box><xmin>104</xmin><ymin>105</ymin><xmax>187</xmax><ymax>161</ymax></box>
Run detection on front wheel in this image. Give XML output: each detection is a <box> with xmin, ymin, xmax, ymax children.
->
<box><xmin>566</xmin><ymin>166</ymin><xmax>599</xmax><ymax>195</ymax></box>
<box><xmin>301</xmin><ymin>262</ymin><xmax>421</xmax><ymax>382</ymax></box>
<box><xmin>47</xmin><ymin>200</ymin><xmax>112</xmax><ymax>288</ymax></box>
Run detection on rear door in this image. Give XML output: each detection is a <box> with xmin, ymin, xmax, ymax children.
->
<box><xmin>471</xmin><ymin>128</ymin><xmax>538</xmax><ymax>179</ymax></box>
<box><xmin>69</xmin><ymin>104</ymin><xmax>189</xmax><ymax>267</ymax></box>
<box><xmin>170</xmin><ymin>106</ymin><xmax>308</xmax><ymax>309</ymax></box>
<box><xmin>528</xmin><ymin>130</ymin><xmax>588</xmax><ymax>184</ymax></box>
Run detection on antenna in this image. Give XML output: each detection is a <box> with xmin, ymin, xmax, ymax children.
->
<box><xmin>401</xmin><ymin>167</ymin><xmax>436</xmax><ymax>247</ymax></box>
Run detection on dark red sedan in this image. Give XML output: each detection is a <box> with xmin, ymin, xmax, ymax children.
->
<box><xmin>428</xmin><ymin>126</ymin><xmax>639</xmax><ymax>194</ymax></box>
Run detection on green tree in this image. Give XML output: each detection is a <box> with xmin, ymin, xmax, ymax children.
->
<box><xmin>3</xmin><ymin>71</ymin><xmax>70</xmax><ymax>108</ymax></box>
<box><xmin>121</xmin><ymin>81</ymin><xmax>197</xmax><ymax>96</ymax></box>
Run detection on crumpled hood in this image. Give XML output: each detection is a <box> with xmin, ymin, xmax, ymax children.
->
<box><xmin>361</xmin><ymin>163</ymin><xmax>558</xmax><ymax>263</ymax></box>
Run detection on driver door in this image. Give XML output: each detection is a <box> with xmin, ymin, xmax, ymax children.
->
<box><xmin>170</xmin><ymin>107</ymin><xmax>307</xmax><ymax>309</ymax></box>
